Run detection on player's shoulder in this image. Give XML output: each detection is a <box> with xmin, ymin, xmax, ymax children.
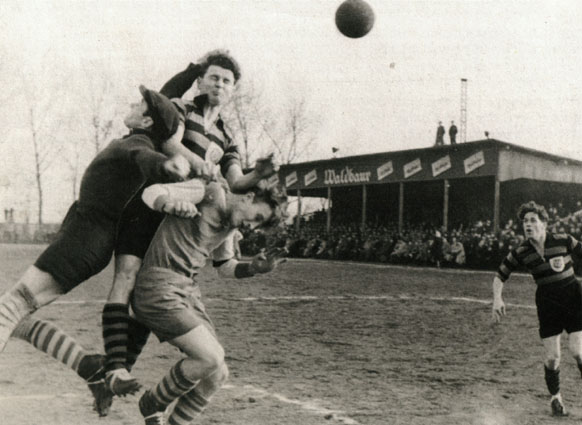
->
<box><xmin>204</xmin><ymin>180</ymin><xmax>228</xmax><ymax>203</ymax></box>
<box><xmin>552</xmin><ymin>233</ymin><xmax>569</xmax><ymax>240</ymax></box>
<box><xmin>109</xmin><ymin>133</ymin><xmax>153</xmax><ymax>149</ymax></box>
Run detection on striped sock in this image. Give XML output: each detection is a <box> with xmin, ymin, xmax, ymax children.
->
<box><xmin>0</xmin><ymin>287</ymin><xmax>35</xmax><ymax>333</ymax></box>
<box><xmin>126</xmin><ymin>317</ymin><xmax>150</xmax><ymax>372</ymax></box>
<box><xmin>168</xmin><ymin>389</ymin><xmax>209</xmax><ymax>425</ymax></box>
<box><xmin>102</xmin><ymin>303</ymin><xmax>130</xmax><ymax>371</ymax></box>
<box><xmin>148</xmin><ymin>359</ymin><xmax>197</xmax><ymax>411</ymax></box>
<box><xmin>12</xmin><ymin>318</ymin><xmax>93</xmax><ymax>379</ymax></box>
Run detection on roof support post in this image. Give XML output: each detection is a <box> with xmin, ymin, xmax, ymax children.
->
<box><xmin>398</xmin><ymin>182</ymin><xmax>404</xmax><ymax>233</ymax></box>
<box><xmin>443</xmin><ymin>179</ymin><xmax>449</xmax><ymax>231</ymax></box>
<box><xmin>493</xmin><ymin>177</ymin><xmax>500</xmax><ymax>233</ymax></box>
<box><xmin>361</xmin><ymin>184</ymin><xmax>367</xmax><ymax>230</ymax></box>
<box><xmin>326</xmin><ymin>186</ymin><xmax>332</xmax><ymax>234</ymax></box>
<box><xmin>295</xmin><ymin>189</ymin><xmax>302</xmax><ymax>232</ymax></box>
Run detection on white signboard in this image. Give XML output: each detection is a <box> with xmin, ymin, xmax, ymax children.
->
<box><xmin>432</xmin><ymin>155</ymin><xmax>451</xmax><ymax>177</ymax></box>
<box><xmin>304</xmin><ymin>169</ymin><xmax>318</xmax><ymax>186</ymax></box>
<box><xmin>404</xmin><ymin>158</ymin><xmax>422</xmax><ymax>178</ymax></box>
<box><xmin>285</xmin><ymin>171</ymin><xmax>297</xmax><ymax>187</ymax></box>
<box><xmin>377</xmin><ymin>161</ymin><xmax>394</xmax><ymax>180</ymax></box>
<box><xmin>464</xmin><ymin>151</ymin><xmax>485</xmax><ymax>174</ymax></box>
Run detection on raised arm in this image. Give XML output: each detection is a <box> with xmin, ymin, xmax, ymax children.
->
<box><xmin>159</xmin><ymin>63</ymin><xmax>203</xmax><ymax>99</ymax></box>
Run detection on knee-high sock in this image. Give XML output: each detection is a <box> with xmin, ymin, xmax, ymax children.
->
<box><xmin>545</xmin><ymin>365</ymin><xmax>560</xmax><ymax>396</ymax></box>
<box><xmin>167</xmin><ymin>363</ymin><xmax>227</xmax><ymax>425</ymax></box>
<box><xmin>102</xmin><ymin>303</ymin><xmax>130</xmax><ymax>372</ymax></box>
<box><xmin>126</xmin><ymin>317</ymin><xmax>150</xmax><ymax>372</ymax></box>
<box><xmin>141</xmin><ymin>359</ymin><xmax>197</xmax><ymax>415</ymax></box>
<box><xmin>12</xmin><ymin>318</ymin><xmax>102</xmax><ymax>380</ymax></box>
<box><xmin>168</xmin><ymin>389</ymin><xmax>209</xmax><ymax>425</ymax></box>
<box><xmin>0</xmin><ymin>286</ymin><xmax>39</xmax><ymax>348</ymax></box>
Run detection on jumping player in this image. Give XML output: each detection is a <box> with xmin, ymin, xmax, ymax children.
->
<box><xmin>0</xmin><ymin>86</ymin><xmax>190</xmax><ymax>415</ymax></box>
<box><xmin>492</xmin><ymin>201</ymin><xmax>582</xmax><ymax>416</ymax></box>
<box><xmin>101</xmin><ymin>50</ymin><xmax>278</xmax><ymax>397</ymax></box>
<box><xmin>131</xmin><ymin>177</ymin><xmax>287</xmax><ymax>425</ymax></box>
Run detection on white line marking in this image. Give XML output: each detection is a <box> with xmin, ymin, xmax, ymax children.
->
<box><xmin>0</xmin><ymin>386</ymin><xmax>360</xmax><ymax>424</ymax></box>
<box><xmin>226</xmin><ymin>384</ymin><xmax>360</xmax><ymax>425</ymax></box>
<box><xmin>0</xmin><ymin>393</ymin><xmax>79</xmax><ymax>401</ymax></box>
<box><xmin>52</xmin><ymin>295</ymin><xmax>535</xmax><ymax>309</ymax></box>
<box><xmin>290</xmin><ymin>257</ymin><xmax>531</xmax><ymax>278</ymax></box>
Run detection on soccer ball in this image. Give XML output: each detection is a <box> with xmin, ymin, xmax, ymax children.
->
<box><xmin>335</xmin><ymin>0</ymin><xmax>375</xmax><ymax>39</ymax></box>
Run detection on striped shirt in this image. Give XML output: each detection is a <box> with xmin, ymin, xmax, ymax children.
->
<box><xmin>173</xmin><ymin>94</ymin><xmax>241</xmax><ymax>177</ymax></box>
<box><xmin>497</xmin><ymin>232</ymin><xmax>582</xmax><ymax>287</ymax></box>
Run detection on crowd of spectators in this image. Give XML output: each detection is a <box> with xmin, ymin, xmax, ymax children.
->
<box><xmin>239</xmin><ymin>201</ymin><xmax>582</xmax><ymax>272</ymax></box>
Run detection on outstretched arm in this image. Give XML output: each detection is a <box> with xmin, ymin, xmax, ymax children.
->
<box><xmin>142</xmin><ymin>178</ymin><xmax>206</xmax><ymax>217</ymax></box>
<box><xmin>215</xmin><ymin>247</ymin><xmax>288</xmax><ymax>279</ymax></box>
<box><xmin>226</xmin><ymin>154</ymin><xmax>279</xmax><ymax>193</ymax></box>
<box><xmin>492</xmin><ymin>276</ymin><xmax>506</xmax><ymax>322</ymax></box>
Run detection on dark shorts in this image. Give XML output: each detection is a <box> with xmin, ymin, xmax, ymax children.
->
<box><xmin>34</xmin><ymin>202</ymin><xmax>116</xmax><ymax>293</ymax></box>
<box><xmin>536</xmin><ymin>281</ymin><xmax>582</xmax><ymax>339</ymax></box>
<box><xmin>115</xmin><ymin>191</ymin><xmax>164</xmax><ymax>259</ymax></box>
<box><xmin>131</xmin><ymin>267</ymin><xmax>215</xmax><ymax>342</ymax></box>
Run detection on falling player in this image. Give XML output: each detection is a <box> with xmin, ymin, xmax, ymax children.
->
<box><xmin>131</xmin><ymin>177</ymin><xmax>287</xmax><ymax>425</ymax></box>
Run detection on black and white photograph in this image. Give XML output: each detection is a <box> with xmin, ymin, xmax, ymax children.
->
<box><xmin>1</xmin><ymin>1</ymin><xmax>582</xmax><ymax>424</ymax></box>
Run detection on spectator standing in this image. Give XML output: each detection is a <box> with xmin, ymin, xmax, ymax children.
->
<box><xmin>449</xmin><ymin>121</ymin><xmax>458</xmax><ymax>144</ymax></box>
<box><xmin>435</xmin><ymin>121</ymin><xmax>445</xmax><ymax>146</ymax></box>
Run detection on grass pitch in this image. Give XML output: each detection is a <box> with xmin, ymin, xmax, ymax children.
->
<box><xmin>0</xmin><ymin>244</ymin><xmax>580</xmax><ymax>425</ymax></box>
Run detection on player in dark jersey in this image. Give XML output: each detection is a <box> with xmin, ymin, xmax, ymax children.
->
<box><xmin>0</xmin><ymin>86</ymin><xmax>190</xmax><ymax>416</ymax></box>
<box><xmin>101</xmin><ymin>50</ymin><xmax>277</xmax><ymax>397</ymax></box>
<box><xmin>492</xmin><ymin>201</ymin><xmax>582</xmax><ymax>417</ymax></box>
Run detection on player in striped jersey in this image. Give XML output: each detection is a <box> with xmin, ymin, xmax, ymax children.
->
<box><xmin>492</xmin><ymin>201</ymin><xmax>582</xmax><ymax>417</ymax></box>
<box><xmin>101</xmin><ymin>50</ymin><xmax>278</xmax><ymax>398</ymax></box>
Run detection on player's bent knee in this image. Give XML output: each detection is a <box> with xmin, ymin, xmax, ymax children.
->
<box><xmin>216</xmin><ymin>361</ymin><xmax>229</xmax><ymax>384</ymax></box>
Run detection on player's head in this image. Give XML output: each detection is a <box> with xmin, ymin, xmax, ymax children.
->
<box><xmin>517</xmin><ymin>201</ymin><xmax>548</xmax><ymax>239</ymax></box>
<box><xmin>197</xmin><ymin>50</ymin><xmax>241</xmax><ymax>106</ymax></box>
<box><xmin>124</xmin><ymin>86</ymin><xmax>180</xmax><ymax>143</ymax></box>
<box><xmin>229</xmin><ymin>183</ymin><xmax>288</xmax><ymax>230</ymax></box>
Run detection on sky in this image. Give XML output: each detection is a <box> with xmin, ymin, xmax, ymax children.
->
<box><xmin>0</xmin><ymin>0</ymin><xmax>581</xmax><ymax>222</ymax></box>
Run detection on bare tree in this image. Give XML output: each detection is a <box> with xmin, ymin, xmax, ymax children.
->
<box><xmin>23</xmin><ymin>91</ymin><xmax>64</xmax><ymax>224</ymax></box>
<box><xmin>275</xmin><ymin>93</ymin><xmax>319</xmax><ymax>164</ymax></box>
<box><xmin>17</xmin><ymin>56</ymin><xmax>68</xmax><ymax>224</ymax></box>
<box><xmin>222</xmin><ymin>78</ymin><xmax>277</xmax><ymax>168</ymax></box>
<box><xmin>83</xmin><ymin>64</ymin><xmax>118</xmax><ymax>154</ymax></box>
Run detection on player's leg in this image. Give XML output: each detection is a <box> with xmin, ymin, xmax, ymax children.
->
<box><xmin>101</xmin><ymin>254</ymin><xmax>142</xmax><ymax>395</ymax></box>
<box><xmin>568</xmin><ymin>330</ymin><xmax>582</xmax><ymax>374</ymax></box>
<box><xmin>139</xmin><ymin>325</ymin><xmax>225</xmax><ymax>424</ymax></box>
<box><xmin>102</xmin><ymin>196</ymin><xmax>163</xmax><ymax>395</ymax></box>
<box><xmin>11</xmin><ymin>316</ymin><xmax>114</xmax><ymax>416</ymax></box>
<box><xmin>166</xmin><ymin>362</ymin><xmax>229</xmax><ymax>425</ymax></box>
<box><xmin>125</xmin><ymin>316</ymin><xmax>151</xmax><ymax>372</ymax></box>
<box><xmin>542</xmin><ymin>334</ymin><xmax>567</xmax><ymax>416</ymax></box>
<box><xmin>0</xmin><ymin>265</ymin><xmax>65</xmax><ymax>352</ymax></box>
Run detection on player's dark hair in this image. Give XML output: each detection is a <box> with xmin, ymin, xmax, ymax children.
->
<box><xmin>200</xmin><ymin>50</ymin><xmax>241</xmax><ymax>82</ymax></box>
<box><xmin>517</xmin><ymin>201</ymin><xmax>549</xmax><ymax>222</ymax></box>
<box><xmin>251</xmin><ymin>183</ymin><xmax>289</xmax><ymax>228</ymax></box>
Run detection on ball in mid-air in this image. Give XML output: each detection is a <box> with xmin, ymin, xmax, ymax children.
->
<box><xmin>335</xmin><ymin>0</ymin><xmax>375</xmax><ymax>39</ymax></box>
